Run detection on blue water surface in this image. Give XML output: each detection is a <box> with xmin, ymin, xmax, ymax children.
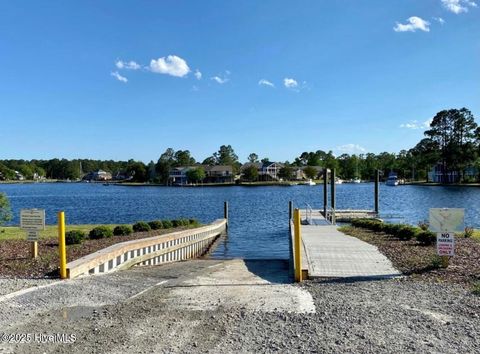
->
<box><xmin>1</xmin><ymin>183</ymin><xmax>479</xmax><ymax>259</ymax></box>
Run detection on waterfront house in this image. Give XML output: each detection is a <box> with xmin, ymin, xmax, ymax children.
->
<box><xmin>241</xmin><ymin>162</ymin><xmax>284</xmax><ymax>181</ymax></box>
<box><xmin>204</xmin><ymin>165</ymin><xmax>233</xmax><ymax>183</ymax></box>
<box><xmin>83</xmin><ymin>170</ymin><xmax>113</xmax><ymax>181</ymax></box>
<box><xmin>14</xmin><ymin>171</ymin><xmax>25</xmax><ymax>181</ymax></box>
<box><xmin>428</xmin><ymin>163</ymin><xmax>478</xmax><ymax>183</ymax></box>
<box><xmin>169</xmin><ymin>167</ymin><xmax>190</xmax><ymax>185</ymax></box>
<box><xmin>292</xmin><ymin>166</ymin><xmax>324</xmax><ymax>180</ymax></box>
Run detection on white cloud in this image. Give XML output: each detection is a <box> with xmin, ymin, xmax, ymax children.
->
<box><xmin>441</xmin><ymin>0</ymin><xmax>477</xmax><ymax>14</ymax></box>
<box><xmin>210</xmin><ymin>70</ymin><xmax>230</xmax><ymax>85</ymax></box>
<box><xmin>283</xmin><ymin>78</ymin><xmax>298</xmax><ymax>88</ymax></box>
<box><xmin>149</xmin><ymin>55</ymin><xmax>190</xmax><ymax>77</ymax></box>
<box><xmin>336</xmin><ymin>144</ymin><xmax>367</xmax><ymax>154</ymax></box>
<box><xmin>394</xmin><ymin>16</ymin><xmax>430</xmax><ymax>32</ymax></box>
<box><xmin>258</xmin><ymin>79</ymin><xmax>275</xmax><ymax>87</ymax></box>
<box><xmin>116</xmin><ymin>60</ymin><xmax>141</xmax><ymax>70</ymax></box>
<box><xmin>433</xmin><ymin>17</ymin><xmax>446</xmax><ymax>24</ymax></box>
<box><xmin>111</xmin><ymin>71</ymin><xmax>128</xmax><ymax>83</ymax></box>
<box><xmin>194</xmin><ymin>70</ymin><xmax>202</xmax><ymax>80</ymax></box>
<box><xmin>400</xmin><ymin>119</ymin><xmax>432</xmax><ymax>130</ymax></box>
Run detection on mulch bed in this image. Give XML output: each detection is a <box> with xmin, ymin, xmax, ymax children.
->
<box><xmin>0</xmin><ymin>227</ymin><xmax>193</xmax><ymax>279</ymax></box>
<box><xmin>340</xmin><ymin>226</ymin><xmax>480</xmax><ymax>288</ymax></box>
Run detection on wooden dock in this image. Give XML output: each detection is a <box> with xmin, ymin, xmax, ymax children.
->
<box><xmin>294</xmin><ymin>210</ymin><xmax>400</xmax><ymax>279</ymax></box>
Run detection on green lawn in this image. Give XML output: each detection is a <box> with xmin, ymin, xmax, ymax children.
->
<box><xmin>472</xmin><ymin>230</ymin><xmax>480</xmax><ymax>243</ymax></box>
<box><xmin>0</xmin><ymin>224</ymin><xmax>122</xmax><ymax>240</ymax></box>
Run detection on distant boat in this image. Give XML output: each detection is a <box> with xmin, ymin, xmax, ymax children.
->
<box><xmin>302</xmin><ymin>179</ymin><xmax>316</xmax><ymax>186</ymax></box>
<box><xmin>353</xmin><ymin>178</ymin><xmax>361</xmax><ymax>184</ymax></box>
<box><xmin>386</xmin><ymin>172</ymin><xmax>399</xmax><ymax>186</ymax></box>
<box><xmin>335</xmin><ymin>178</ymin><xmax>343</xmax><ymax>185</ymax></box>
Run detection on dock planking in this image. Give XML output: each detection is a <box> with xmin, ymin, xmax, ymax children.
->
<box><xmin>298</xmin><ymin>209</ymin><xmax>401</xmax><ymax>279</ymax></box>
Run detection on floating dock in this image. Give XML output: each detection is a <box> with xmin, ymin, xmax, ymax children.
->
<box><xmin>294</xmin><ymin>209</ymin><xmax>400</xmax><ymax>279</ymax></box>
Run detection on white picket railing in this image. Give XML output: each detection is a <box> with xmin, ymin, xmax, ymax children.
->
<box><xmin>66</xmin><ymin>219</ymin><xmax>227</xmax><ymax>279</ymax></box>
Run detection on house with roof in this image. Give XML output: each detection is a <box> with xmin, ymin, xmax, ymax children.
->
<box><xmin>82</xmin><ymin>170</ymin><xmax>112</xmax><ymax>181</ymax></box>
<box><xmin>292</xmin><ymin>166</ymin><xmax>324</xmax><ymax>180</ymax></box>
<box><xmin>204</xmin><ymin>165</ymin><xmax>233</xmax><ymax>183</ymax></box>
<box><xmin>241</xmin><ymin>162</ymin><xmax>284</xmax><ymax>181</ymax></box>
<box><xmin>428</xmin><ymin>163</ymin><xmax>478</xmax><ymax>183</ymax></box>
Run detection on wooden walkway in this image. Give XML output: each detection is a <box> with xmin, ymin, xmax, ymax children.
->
<box><xmin>298</xmin><ymin>210</ymin><xmax>401</xmax><ymax>279</ymax></box>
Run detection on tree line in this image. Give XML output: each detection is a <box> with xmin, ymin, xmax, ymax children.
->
<box><xmin>1</xmin><ymin>108</ymin><xmax>478</xmax><ymax>184</ymax></box>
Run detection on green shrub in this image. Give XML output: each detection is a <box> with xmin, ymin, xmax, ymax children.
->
<box><xmin>397</xmin><ymin>225</ymin><xmax>417</xmax><ymax>241</ymax></box>
<box><xmin>133</xmin><ymin>221</ymin><xmax>151</xmax><ymax>232</ymax></box>
<box><xmin>464</xmin><ymin>227</ymin><xmax>474</xmax><ymax>238</ymax></box>
<box><xmin>189</xmin><ymin>219</ymin><xmax>200</xmax><ymax>227</ymax></box>
<box><xmin>172</xmin><ymin>219</ymin><xmax>182</xmax><ymax>228</ymax></box>
<box><xmin>148</xmin><ymin>220</ymin><xmax>163</xmax><ymax>230</ymax></box>
<box><xmin>65</xmin><ymin>230</ymin><xmax>86</xmax><ymax>245</ymax></box>
<box><xmin>382</xmin><ymin>223</ymin><xmax>398</xmax><ymax>236</ymax></box>
<box><xmin>162</xmin><ymin>220</ymin><xmax>173</xmax><ymax>229</ymax></box>
<box><xmin>113</xmin><ymin>225</ymin><xmax>132</xmax><ymax>236</ymax></box>
<box><xmin>429</xmin><ymin>255</ymin><xmax>445</xmax><ymax>269</ymax></box>
<box><xmin>89</xmin><ymin>226</ymin><xmax>113</xmax><ymax>239</ymax></box>
<box><xmin>473</xmin><ymin>282</ymin><xmax>480</xmax><ymax>296</ymax></box>
<box><xmin>418</xmin><ymin>220</ymin><xmax>429</xmax><ymax>231</ymax></box>
<box><xmin>416</xmin><ymin>230</ymin><xmax>436</xmax><ymax>245</ymax></box>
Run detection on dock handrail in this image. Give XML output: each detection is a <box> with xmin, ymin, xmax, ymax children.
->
<box><xmin>66</xmin><ymin>219</ymin><xmax>226</xmax><ymax>279</ymax></box>
<box><xmin>305</xmin><ymin>203</ymin><xmax>313</xmax><ymax>225</ymax></box>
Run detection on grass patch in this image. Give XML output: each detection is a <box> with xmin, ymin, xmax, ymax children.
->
<box><xmin>0</xmin><ymin>224</ymin><xmax>120</xmax><ymax>240</ymax></box>
<box><xmin>472</xmin><ymin>230</ymin><xmax>480</xmax><ymax>243</ymax></box>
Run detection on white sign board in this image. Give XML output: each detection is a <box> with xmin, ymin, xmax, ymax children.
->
<box><xmin>429</xmin><ymin>208</ymin><xmax>464</xmax><ymax>233</ymax></box>
<box><xmin>20</xmin><ymin>209</ymin><xmax>45</xmax><ymax>231</ymax></box>
<box><xmin>437</xmin><ymin>232</ymin><xmax>455</xmax><ymax>256</ymax></box>
<box><xmin>26</xmin><ymin>230</ymin><xmax>39</xmax><ymax>241</ymax></box>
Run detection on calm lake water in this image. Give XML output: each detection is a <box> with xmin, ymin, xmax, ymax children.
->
<box><xmin>1</xmin><ymin>183</ymin><xmax>479</xmax><ymax>259</ymax></box>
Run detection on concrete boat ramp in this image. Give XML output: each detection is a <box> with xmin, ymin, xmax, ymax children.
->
<box><xmin>298</xmin><ymin>209</ymin><xmax>401</xmax><ymax>279</ymax></box>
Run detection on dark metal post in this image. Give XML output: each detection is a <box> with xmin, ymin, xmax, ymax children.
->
<box><xmin>224</xmin><ymin>201</ymin><xmax>229</xmax><ymax>229</ymax></box>
<box><xmin>323</xmin><ymin>168</ymin><xmax>328</xmax><ymax>217</ymax></box>
<box><xmin>374</xmin><ymin>170</ymin><xmax>379</xmax><ymax>214</ymax></box>
<box><xmin>330</xmin><ymin>168</ymin><xmax>336</xmax><ymax>224</ymax></box>
<box><xmin>289</xmin><ymin>201</ymin><xmax>293</xmax><ymax>221</ymax></box>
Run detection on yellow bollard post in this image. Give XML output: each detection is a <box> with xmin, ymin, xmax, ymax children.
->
<box><xmin>58</xmin><ymin>211</ymin><xmax>67</xmax><ymax>279</ymax></box>
<box><xmin>293</xmin><ymin>208</ymin><xmax>302</xmax><ymax>282</ymax></box>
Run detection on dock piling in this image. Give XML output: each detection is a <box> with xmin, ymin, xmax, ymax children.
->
<box><xmin>330</xmin><ymin>168</ymin><xmax>336</xmax><ymax>224</ymax></box>
<box><xmin>323</xmin><ymin>168</ymin><xmax>328</xmax><ymax>217</ymax></box>
<box><xmin>224</xmin><ymin>201</ymin><xmax>229</xmax><ymax>228</ymax></box>
<box><xmin>374</xmin><ymin>170</ymin><xmax>379</xmax><ymax>214</ymax></box>
<box><xmin>293</xmin><ymin>208</ymin><xmax>302</xmax><ymax>282</ymax></box>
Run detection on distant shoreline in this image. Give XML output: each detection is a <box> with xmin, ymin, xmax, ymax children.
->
<box><xmin>405</xmin><ymin>182</ymin><xmax>480</xmax><ymax>188</ymax></box>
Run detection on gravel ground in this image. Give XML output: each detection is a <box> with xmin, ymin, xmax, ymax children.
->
<box><xmin>0</xmin><ymin>260</ymin><xmax>479</xmax><ymax>354</ymax></box>
<box><xmin>0</xmin><ymin>278</ymin><xmax>56</xmax><ymax>297</ymax></box>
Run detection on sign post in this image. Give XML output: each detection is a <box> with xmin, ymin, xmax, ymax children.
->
<box><xmin>429</xmin><ymin>208</ymin><xmax>464</xmax><ymax>267</ymax></box>
<box><xmin>20</xmin><ymin>209</ymin><xmax>45</xmax><ymax>259</ymax></box>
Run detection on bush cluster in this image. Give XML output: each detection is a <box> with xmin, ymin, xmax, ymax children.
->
<box><xmin>89</xmin><ymin>226</ymin><xmax>114</xmax><ymax>239</ymax></box>
<box><xmin>65</xmin><ymin>230</ymin><xmax>86</xmax><ymax>245</ymax></box>
<box><xmin>148</xmin><ymin>220</ymin><xmax>163</xmax><ymax>230</ymax></box>
<box><xmin>66</xmin><ymin>218</ymin><xmax>202</xmax><ymax>244</ymax></box>
<box><xmin>351</xmin><ymin>218</ymin><xmax>436</xmax><ymax>245</ymax></box>
<box><xmin>113</xmin><ymin>225</ymin><xmax>133</xmax><ymax>236</ymax></box>
<box><xmin>133</xmin><ymin>221</ymin><xmax>151</xmax><ymax>232</ymax></box>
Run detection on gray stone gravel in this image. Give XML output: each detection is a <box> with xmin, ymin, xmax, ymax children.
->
<box><xmin>0</xmin><ymin>278</ymin><xmax>56</xmax><ymax>297</ymax></box>
<box><xmin>0</xmin><ymin>261</ymin><xmax>479</xmax><ymax>354</ymax></box>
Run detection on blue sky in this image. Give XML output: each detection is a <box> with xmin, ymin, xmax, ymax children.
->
<box><xmin>0</xmin><ymin>0</ymin><xmax>479</xmax><ymax>163</ymax></box>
